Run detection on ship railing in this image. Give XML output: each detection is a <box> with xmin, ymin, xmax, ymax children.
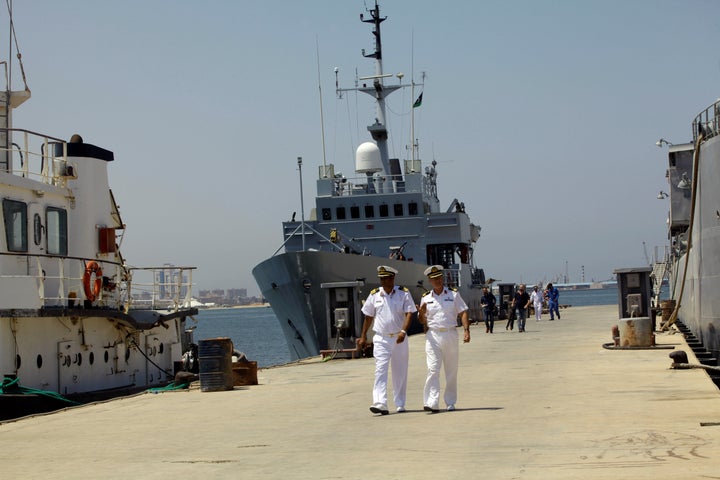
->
<box><xmin>444</xmin><ymin>265</ymin><xmax>461</xmax><ymax>288</ymax></box>
<box><xmin>0</xmin><ymin>253</ymin><xmax>124</xmax><ymax>309</ymax></box>
<box><xmin>319</xmin><ymin>169</ymin><xmax>422</xmax><ymax>197</ymax></box>
<box><xmin>329</xmin><ymin>177</ymin><xmax>409</xmax><ymax>197</ymax></box>
<box><xmin>0</xmin><ymin>253</ymin><xmax>195</xmax><ymax>312</ymax></box>
<box><xmin>126</xmin><ymin>266</ymin><xmax>196</xmax><ymax>312</ymax></box>
<box><xmin>0</xmin><ymin>128</ymin><xmax>72</xmax><ymax>185</ymax></box>
<box><xmin>693</xmin><ymin>100</ymin><xmax>720</xmax><ymax>142</ymax></box>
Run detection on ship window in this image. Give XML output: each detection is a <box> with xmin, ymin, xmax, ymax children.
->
<box><xmin>379</xmin><ymin>204</ymin><xmax>389</xmax><ymax>217</ymax></box>
<box><xmin>350</xmin><ymin>206</ymin><xmax>360</xmax><ymax>219</ymax></box>
<box><xmin>46</xmin><ymin>207</ymin><xmax>68</xmax><ymax>256</ymax></box>
<box><xmin>336</xmin><ymin>207</ymin><xmax>346</xmax><ymax>220</ymax></box>
<box><xmin>2</xmin><ymin>199</ymin><xmax>28</xmax><ymax>252</ymax></box>
<box><xmin>408</xmin><ymin>202</ymin><xmax>418</xmax><ymax>216</ymax></box>
<box><xmin>322</xmin><ymin>208</ymin><xmax>331</xmax><ymax>221</ymax></box>
<box><xmin>394</xmin><ymin>203</ymin><xmax>404</xmax><ymax>216</ymax></box>
<box><xmin>364</xmin><ymin>205</ymin><xmax>375</xmax><ymax>218</ymax></box>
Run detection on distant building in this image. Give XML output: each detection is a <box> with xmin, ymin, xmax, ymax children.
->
<box><xmin>197</xmin><ymin>286</ymin><xmax>262</xmax><ymax>306</ymax></box>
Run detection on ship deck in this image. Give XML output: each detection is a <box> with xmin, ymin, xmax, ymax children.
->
<box><xmin>1</xmin><ymin>304</ymin><xmax>719</xmax><ymax>479</ymax></box>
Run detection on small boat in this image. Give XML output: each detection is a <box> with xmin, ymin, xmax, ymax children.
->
<box><xmin>253</xmin><ymin>1</ymin><xmax>486</xmax><ymax>361</ymax></box>
<box><xmin>0</xmin><ymin>7</ymin><xmax>198</xmax><ymax>420</ymax></box>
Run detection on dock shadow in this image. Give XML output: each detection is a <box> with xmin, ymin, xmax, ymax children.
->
<box><xmin>393</xmin><ymin>407</ymin><xmax>504</xmax><ymax>414</ymax></box>
<box><xmin>442</xmin><ymin>407</ymin><xmax>503</xmax><ymax>413</ymax></box>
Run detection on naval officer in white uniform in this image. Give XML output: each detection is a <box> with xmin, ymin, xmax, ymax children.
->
<box><xmin>359</xmin><ymin>265</ymin><xmax>417</xmax><ymax>415</ymax></box>
<box><xmin>418</xmin><ymin>265</ymin><xmax>470</xmax><ymax>412</ymax></box>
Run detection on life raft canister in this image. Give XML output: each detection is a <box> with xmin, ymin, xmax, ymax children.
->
<box><xmin>83</xmin><ymin>260</ymin><xmax>103</xmax><ymax>302</ymax></box>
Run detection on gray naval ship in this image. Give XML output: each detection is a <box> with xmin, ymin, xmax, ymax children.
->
<box><xmin>252</xmin><ymin>1</ymin><xmax>486</xmax><ymax>361</ymax></box>
<box><xmin>662</xmin><ymin>99</ymin><xmax>720</xmax><ymax>363</ymax></box>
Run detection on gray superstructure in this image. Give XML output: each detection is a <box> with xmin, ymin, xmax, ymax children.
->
<box><xmin>252</xmin><ymin>1</ymin><xmax>486</xmax><ymax>360</ymax></box>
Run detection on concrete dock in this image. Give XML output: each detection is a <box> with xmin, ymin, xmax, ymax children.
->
<box><xmin>1</xmin><ymin>304</ymin><xmax>719</xmax><ymax>479</ymax></box>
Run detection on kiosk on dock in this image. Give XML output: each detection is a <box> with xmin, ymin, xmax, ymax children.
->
<box><xmin>613</xmin><ymin>267</ymin><xmax>653</xmax><ymax>346</ymax></box>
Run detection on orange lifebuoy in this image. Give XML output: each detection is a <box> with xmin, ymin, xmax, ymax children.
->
<box><xmin>83</xmin><ymin>261</ymin><xmax>103</xmax><ymax>302</ymax></box>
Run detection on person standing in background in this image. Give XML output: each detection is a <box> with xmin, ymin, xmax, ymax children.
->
<box><xmin>481</xmin><ymin>286</ymin><xmax>496</xmax><ymax>333</ymax></box>
<box><xmin>511</xmin><ymin>284</ymin><xmax>531</xmax><ymax>333</ymax></box>
<box><xmin>545</xmin><ymin>283</ymin><xmax>561</xmax><ymax>320</ymax></box>
<box><xmin>530</xmin><ymin>285</ymin><xmax>544</xmax><ymax>322</ymax></box>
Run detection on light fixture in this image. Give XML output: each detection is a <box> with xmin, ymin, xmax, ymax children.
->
<box><xmin>657</xmin><ymin>191</ymin><xmax>669</xmax><ymax>199</ymax></box>
<box><xmin>656</xmin><ymin>138</ymin><xmax>673</xmax><ymax>148</ymax></box>
<box><xmin>678</xmin><ymin>172</ymin><xmax>691</xmax><ymax>190</ymax></box>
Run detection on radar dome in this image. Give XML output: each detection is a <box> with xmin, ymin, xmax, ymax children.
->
<box><xmin>355</xmin><ymin>142</ymin><xmax>382</xmax><ymax>173</ymax></box>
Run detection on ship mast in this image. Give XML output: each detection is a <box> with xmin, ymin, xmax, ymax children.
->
<box><xmin>359</xmin><ymin>1</ymin><xmax>395</xmax><ymax>176</ymax></box>
<box><xmin>1</xmin><ymin>1</ymin><xmax>31</xmax><ymax>173</ymax></box>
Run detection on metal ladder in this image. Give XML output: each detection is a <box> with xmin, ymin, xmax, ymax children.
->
<box><xmin>650</xmin><ymin>246</ymin><xmax>671</xmax><ymax>307</ymax></box>
<box><xmin>1</xmin><ymin>79</ymin><xmax>9</xmax><ymax>172</ymax></box>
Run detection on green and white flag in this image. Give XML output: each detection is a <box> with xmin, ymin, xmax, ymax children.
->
<box><xmin>413</xmin><ymin>92</ymin><xmax>423</xmax><ymax>108</ymax></box>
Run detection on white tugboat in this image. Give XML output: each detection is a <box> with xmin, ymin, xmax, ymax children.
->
<box><xmin>0</xmin><ymin>6</ymin><xmax>198</xmax><ymax>419</ymax></box>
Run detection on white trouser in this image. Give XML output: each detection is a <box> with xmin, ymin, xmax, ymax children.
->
<box><xmin>423</xmin><ymin>329</ymin><xmax>459</xmax><ymax>409</ymax></box>
<box><xmin>534</xmin><ymin>302</ymin><xmax>543</xmax><ymax>320</ymax></box>
<box><xmin>372</xmin><ymin>333</ymin><xmax>409</xmax><ymax>408</ymax></box>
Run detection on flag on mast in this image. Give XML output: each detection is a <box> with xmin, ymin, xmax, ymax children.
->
<box><xmin>412</xmin><ymin>92</ymin><xmax>423</xmax><ymax>108</ymax></box>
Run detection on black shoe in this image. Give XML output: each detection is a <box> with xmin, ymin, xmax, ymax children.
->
<box><xmin>423</xmin><ymin>406</ymin><xmax>439</xmax><ymax>413</ymax></box>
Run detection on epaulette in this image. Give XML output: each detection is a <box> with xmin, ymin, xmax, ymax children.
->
<box><xmin>370</xmin><ymin>287</ymin><xmax>379</xmax><ymax>294</ymax></box>
<box><xmin>398</xmin><ymin>286</ymin><xmax>409</xmax><ymax>292</ymax></box>
<box><xmin>422</xmin><ymin>290</ymin><xmax>432</xmax><ymax>297</ymax></box>
<box><xmin>450</xmin><ymin>287</ymin><xmax>458</xmax><ymax>292</ymax></box>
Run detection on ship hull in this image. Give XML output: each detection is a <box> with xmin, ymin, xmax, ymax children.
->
<box><xmin>253</xmin><ymin>251</ymin><xmax>483</xmax><ymax>361</ymax></box>
<box><xmin>0</xmin><ymin>308</ymin><xmax>196</xmax><ymax>420</ymax></box>
<box><xmin>671</xmin><ymin>134</ymin><xmax>720</xmax><ymax>360</ymax></box>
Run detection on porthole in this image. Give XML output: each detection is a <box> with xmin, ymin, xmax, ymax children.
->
<box><xmin>159</xmin><ymin>344</ymin><xmax>164</xmax><ymax>354</ymax></box>
<box><xmin>77</xmin><ymin>352</ymin><xmax>82</xmax><ymax>366</ymax></box>
<box><xmin>36</xmin><ymin>354</ymin><xmax>43</xmax><ymax>369</ymax></box>
<box><xmin>89</xmin><ymin>352</ymin><xmax>95</xmax><ymax>365</ymax></box>
<box><xmin>104</xmin><ymin>350</ymin><xmax>109</xmax><ymax>363</ymax></box>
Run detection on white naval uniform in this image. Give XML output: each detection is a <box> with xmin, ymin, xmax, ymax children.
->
<box><xmin>361</xmin><ymin>285</ymin><xmax>417</xmax><ymax>409</ymax></box>
<box><xmin>530</xmin><ymin>290</ymin><xmax>543</xmax><ymax>321</ymax></box>
<box><xmin>420</xmin><ymin>287</ymin><xmax>468</xmax><ymax>409</ymax></box>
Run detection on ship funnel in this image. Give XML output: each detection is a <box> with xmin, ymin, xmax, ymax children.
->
<box><xmin>355</xmin><ymin>142</ymin><xmax>383</xmax><ymax>174</ymax></box>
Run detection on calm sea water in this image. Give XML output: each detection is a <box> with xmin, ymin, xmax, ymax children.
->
<box><xmin>192</xmin><ymin>306</ymin><xmax>292</xmax><ymax>368</ymax></box>
<box><xmin>554</xmin><ymin>287</ymin><xmax>620</xmax><ymax>306</ymax></box>
<box><xmin>190</xmin><ymin>288</ymin><xmax>630</xmax><ymax>368</ymax></box>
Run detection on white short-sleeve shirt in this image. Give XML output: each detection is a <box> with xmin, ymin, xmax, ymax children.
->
<box><xmin>420</xmin><ymin>288</ymin><xmax>468</xmax><ymax>329</ymax></box>
<box><xmin>361</xmin><ymin>286</ymin><xmax>417</xmax><ymax>334</ymax></box>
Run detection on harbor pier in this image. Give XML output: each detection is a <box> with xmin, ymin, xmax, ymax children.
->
<box><xmin>1</xmin><ymin>304</ymin><xmax>719</xmax><ymax>479</ymax></box>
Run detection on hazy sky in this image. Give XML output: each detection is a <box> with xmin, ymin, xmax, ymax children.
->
<box><xmin>7</xmin><ymin>1</ymin><xmax>720</xmax><ymax>295</ymax></box>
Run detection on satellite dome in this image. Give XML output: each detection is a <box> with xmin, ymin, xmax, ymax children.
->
<box><xmin>355</xmin><ymin>142</ymin><xmax>382</xmax><ymax>173</ymax></box>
